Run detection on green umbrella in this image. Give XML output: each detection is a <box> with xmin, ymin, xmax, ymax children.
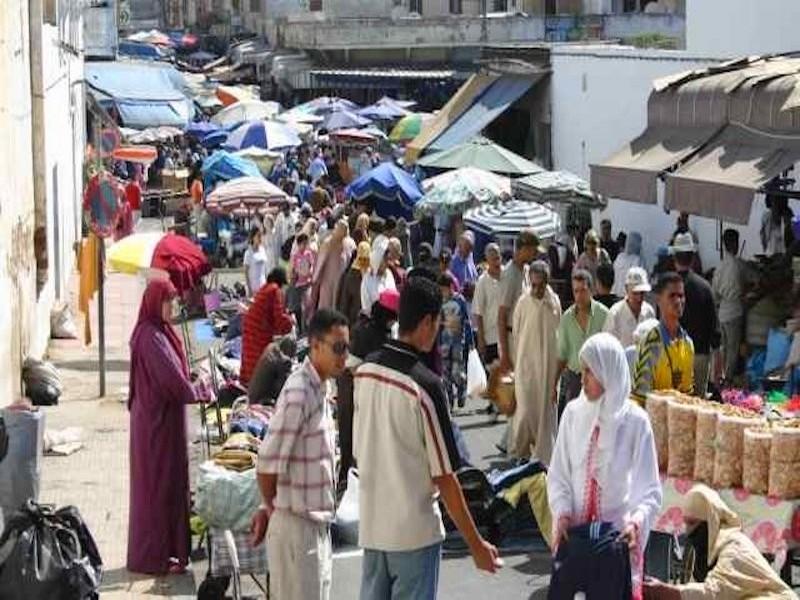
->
<box><xmin>512</xmin><ymin>170</ymin><xmax>605</xmax><ymax>209</ymax></box>
<box><xmin>417</xmin><ymin>136</ymin><xmax>544</xmax><ymax>176</ymax></box>
<box><xmin>389</xmin><ymin>112</ymin><xmax>434</xmax><ymax>142</ymax></box>
<box><xmin>416</xmin><ymin>167</ymin><xmax>511</xmax><ymax>217</ymax></box>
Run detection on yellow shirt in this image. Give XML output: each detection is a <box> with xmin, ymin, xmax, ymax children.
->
<box><xmin>632</xmin><ymin>322</ymin><xmax>694</xmax><ymax>402</ymax></box>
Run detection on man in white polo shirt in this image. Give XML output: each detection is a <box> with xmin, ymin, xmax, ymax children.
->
<box><xmin>354</xmin><ymin>277</ymin><xmax>500</xmax><ymax>599</ymax></box>
<box><xmin>603</xmin><ymin>266</ymin><xmax>656</xmax><ymax>348</ymax></box>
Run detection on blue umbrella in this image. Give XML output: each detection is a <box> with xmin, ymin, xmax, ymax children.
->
<box><xmin>223</xmin><ymin>120</ymin><xmax>302</xmax><ymax>152</ymax></box>
<box><xmin>345</xmin><ymin>162</ymin><xmax>423</xmax><ymax>220</ymax></box>
<box><xmin>201</xmin><ymin>150</ymin><xmax>262</xmax><ymax>190</ymax></box>
<box><xmin>358</xmin><ymin>102</ymin><xmax>409</xmax><ymax>121</ymax></box>
<box><xmin>320</xmin><ymin>110</ymin><xmax>371</xmax><ymax>132</ymax></box>
<box><xmin>201</xmin><ymin>130</ymin><xmax>228</xmax><ymax>148</ymax></box>
<box><xmin>186</xmin><ymin>121</ymin><xmax>220</xmax><ymax>138</ymax></box>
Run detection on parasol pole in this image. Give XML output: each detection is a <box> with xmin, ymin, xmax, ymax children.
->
<box><xmin>97</xmin><ymin>239</ymin><xmax>106</xmax><ymax>397</ymax></box>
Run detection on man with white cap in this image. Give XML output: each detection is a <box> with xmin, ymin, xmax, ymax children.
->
<box><xmin>450</xmin><ymin>231</ymin><xmax>478</xmax><ymax>289</ymax></box>
<box><xmin>603</xmin><ymin>267</ymin><xmax>656</xmax><ymax>348</ymax></box>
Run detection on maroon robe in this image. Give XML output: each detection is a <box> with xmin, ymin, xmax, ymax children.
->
<box><xmin>127</xmin><ymin>280</ymin><xmax>195</xmax><ymax>574</ymax></box>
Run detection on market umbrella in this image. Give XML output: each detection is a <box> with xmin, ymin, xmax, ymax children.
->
<box><xmin>112</xmin><ymin>145</ymin><xmax>158</xmax><ymax>165</ymax></box>
<box><xmin>201</xmin><ymin>150</ymin><xmax>262</xmax><ymax>189</ymax></box>
<box><xmin>215</xmin><ymin>85</ymin><xmax>258</xmax><ymax>107</ymax></box>
<box><xmin>320</xmin><ymin>110</ymin><xmax>371</xmax><ymax>132</ymax></box>
<box><xmin>362</xmin><ymin>127</ymin><xmax>388</xmax><ymax>140</ymax></box>
<box><xmin>205</xmin><ymin>176</ymin><xmax>288</xmax><ymax>216</ymax></box>
<box><xmin>377</xmin><ymin>95</ymin><xmax>417</xmax><ymax>110</ymax></box>
<box><xmin>389</xmin><ymin>113</ymin><xmax>434</xmax><ymax>142</ymax></box>
<box><xmin>464</xmin><ymin>200</ymin><xmax>561</xmax><ymax>241</ymax></box>
<box><xmin>186</xmin><ymin>121</ymin><xmax>221</xmax><ymax>138</ymax></box>
<box><xmin>107</xmin><ymin>232</ymin><xmax>211</xmax><ymax>293</ymax></box>
<box><xmin>416</xmin><ymin>167</ymin><xmax>511</xmax><ymax>216</ymax></box>
<box><xmin>329</xmin><ymin>128</ymin><xmax>378</xmax><ymax>144</ymax></box>
<box><xmin>512</xmin><ymin>170</ymin><xmax>604</xmax><ymax>209</ymax></box>
<box><xmin>278</xmin><ymin>109</ymin><xmax>325</xmax><ymax>125</ymax></box>
<box><xmin>298</xmin><ymin>96</ymin><xmax>360</xmax><ymax>115</ymax></box>
<box><xmin>345</xmin><ymin>162</ymin><xmax>423</xmax><ymax>220</ymax></box>
<box><xmin>211</xmin><ymin>100</ymin><xmax>283</xmax><ymax>127</ymax></box>
<box><xmin>234</xmin><ymin>147</ymin><xmax>281</xmax><ymax>176</ymax></box>
<box><xmin>417</xmin><ymin>136</ymin><xmax>545</xmax><ymax>176</ymax></box>
<box><xmin>358</xmin><ymin>102</ymin><xmax>409</xmax><ymax>121</ymax></box>
<box><xmin>201</xmin><ymin>130</ymin><xmax>228</xmax><ymax>148</ymax></box>
<box><xmin>223</xmin><ymin>120</ymin><xmax>302</xmax><ymax>152</ymax></box>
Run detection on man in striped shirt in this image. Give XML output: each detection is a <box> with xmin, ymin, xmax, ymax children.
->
<box><xmin>251</xmin><ymin>308</ymin><xmax>349</xmax><ymax>600</ymax></box>
<box><xmin>354</xmin><ymin>277</ymin><xmax>500</xmax><ymax>599</ymax></box>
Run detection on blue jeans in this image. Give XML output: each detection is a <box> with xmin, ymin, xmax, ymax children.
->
<box><xmin>360</xmin><ymin>542</ymin><xmax>442</xmax><ymax>600</ymax></box>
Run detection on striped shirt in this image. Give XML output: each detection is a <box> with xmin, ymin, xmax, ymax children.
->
<box><xmin>257</xmin><ymin>358</ymin><xmax>335</xmax><ymax>523</ymax></box>
<box><xmin>632</xmin><ymin>322</ymin><xmax>695</xmax><ymax>403</ymax></box>
<box><xmin>353</xmin><ymin>340</ymin><xmax>461</xmax><ymax>552</ymax></box>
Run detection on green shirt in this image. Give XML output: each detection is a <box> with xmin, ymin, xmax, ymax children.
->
<box><xmin>557</xmin><ymin>300</ymin><xmax>609</xmax><ymax>373</ymax></box>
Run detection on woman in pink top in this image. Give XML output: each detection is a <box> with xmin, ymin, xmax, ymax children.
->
<box><xmin>289</xmin><ymin>232</ymin><xmax>316</xmax><ymax>331</ymax></box>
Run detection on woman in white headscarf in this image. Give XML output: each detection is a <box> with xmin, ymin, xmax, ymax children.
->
<box><xmin>359</xmin><ymin>235</ymin><xmax>396</xmax><ymax>316</ymax></box>
<box><xmin>612</xmin><ymin>231</ymin><xmax>646</xmax><ymax>297</ymax></box>
<box><xmin>548</xmin><ymin>332</ymin><xmax>662</xmax><ymax>600</ymax></box>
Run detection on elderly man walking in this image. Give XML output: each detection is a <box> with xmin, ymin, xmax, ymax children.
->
<box><xmin>603</xmin><ymin>267</ymin><xmax>656</xmax><ymax>348</ymax></box>
<box><xmin>510</xmin><ymin>261</ymin><xmax>562</xmax><ymax>464</ymax></box>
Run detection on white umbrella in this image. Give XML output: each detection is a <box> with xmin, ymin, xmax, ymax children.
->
<box><xmin>211</xmin><ymin>100</ymin><xmax>283</xmax><ymax>126</ymax></box>
<box><xmin>464</xmin><ymin>199</ymin><xmax>561</xmax><ymax>240</ymax></box>
<box><xmin>205</xmin><ymin>176</ymin><xmax>288</xmax><ymax>216</ymax></box>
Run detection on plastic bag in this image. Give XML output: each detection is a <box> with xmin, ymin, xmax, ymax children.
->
<box><xmin>22</xmin><ymin>358</ymin><xmax>62</xmax><ymax>406</ymax></box>
<box><xmin>195</xmin><ymin>460</ymin><xmax>260</xmax><ymax>531</ymax></box>
<box><xmin>333</xmin><ymin>468</ymin><xmax>359</xmax><ymax>545</ymax></box>
<box><xmin>49</xmin><ymin>304</ymin><xmax>78</xmax><ymax>340</ymax></box>
<box><xmin>0</xmin><ymin>500</ymin><xmax>102</xmax><ymax>600</ymax></box>
<box><xmin>467</xmin><ymin>348</ymin><xmax>487</xmax><ymax>398</ymax></box>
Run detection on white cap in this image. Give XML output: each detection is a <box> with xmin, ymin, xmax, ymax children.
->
<box><xmin>670</xmin><ymin>232</ymin><xmax>696</xmax><ymax>254</ymax></box>
<box><xmin>625</xmin><ymin>266</ymin><xmax>651</xmax><ymax>292</ymax></box>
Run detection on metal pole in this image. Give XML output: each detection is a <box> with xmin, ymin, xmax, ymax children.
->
<box><xmin>98</xmin><ymin>240</ymin><xmax>106</xmax><ymax>398</ymax></box>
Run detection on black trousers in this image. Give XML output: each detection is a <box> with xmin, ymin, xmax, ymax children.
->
<box><xmin>558</xmin><ymin>369</ymin><xmax>582</xmax><ymax>423</ymax></box>
<box><xmin>335</xmin><ymin>370</ymin><xmax>355</xmax><ymax>493</ymax></box>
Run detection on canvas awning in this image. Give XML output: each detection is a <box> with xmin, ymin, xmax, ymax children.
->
<box><xmin>427</xmin><ymin>75</ymin><xmax>541</xmax><ymax>154</ymax></box>
<box><xmin>665</xmin><ymin>123</ymin><xmax>800</xmax><ymax>224</ymax></box>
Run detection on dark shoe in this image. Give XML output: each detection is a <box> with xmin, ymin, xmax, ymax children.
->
<box><xmin>494</xmin><ymin>443</ymin><xmax>507</xmax><ymax>455</ymax></box>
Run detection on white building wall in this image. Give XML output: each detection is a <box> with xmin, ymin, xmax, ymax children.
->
<box><xmin>686</xmin><ymin>0</ymin><xmax>800</xmax><ymax>59</ymax></box>
<box><xmin>549</xmin><ymin>45</ymin><xmax>779</xmax><ymax>270</ymax></box>
<box><xmin>0</xmin><ymin>0</ymin><xmax>38</xmax><ymax>404</ymax></box>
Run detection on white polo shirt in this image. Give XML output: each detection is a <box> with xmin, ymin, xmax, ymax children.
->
<box><xmin>603</xmin><ymin>297</ymin><xmax>656</xmax><ymax>348</ymax></box>
<box><xmin>472</xmin><ymin>271</ymin><xmax>502</xmax><ymax>346</ymax></box>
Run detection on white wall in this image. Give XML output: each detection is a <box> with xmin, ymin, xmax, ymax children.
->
<box><xmin>686</xmin><ymin>0</ymin><xmax>800</xmax><ymax>59</ymax></box>
<box><xmin>549</xmin><ymin>45</ymin><xmax>762</xmax><ymax>270</ymax></box>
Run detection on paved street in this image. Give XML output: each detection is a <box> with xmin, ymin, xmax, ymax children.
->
<box><xmin>37</xmin><ymin>220</ymin><xmax>552</xmax><ymax>599</ymax></box>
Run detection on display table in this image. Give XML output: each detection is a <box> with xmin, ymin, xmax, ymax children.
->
<box><xmin>653</xmin><ymin>475</ymin><xmax>800</xmax><ymax>571</ymax></box>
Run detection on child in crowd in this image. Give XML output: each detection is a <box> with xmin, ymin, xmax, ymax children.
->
<box><xmin>289</xmin><ymin>232</ymin><xmax>315</xmax><ymax>332</ymax></box>
<box><xmin>438</xmin><ymin>272</ymin><xmax>473</xmax><ymax>410</ymax></box>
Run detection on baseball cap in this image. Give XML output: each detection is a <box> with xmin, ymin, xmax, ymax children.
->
<box><xmin>670</xmin><ymin>232</ymin><xmax>696</xmax><ymax>254</ymax></box>
<box><xmin>625</xmin><ymin>267</ymin><xmax>651</xmax><ymax>293</ymax></box>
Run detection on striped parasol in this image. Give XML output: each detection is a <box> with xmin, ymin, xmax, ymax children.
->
<box><xmin>464</xmin><ymin>200</ymin><xmax>561</xmax><ymax>241</ymax></box>
<box><xmin>205</xmin><ymin>176</ymin><xmax>288</xmax><ymax>216</ymax></box>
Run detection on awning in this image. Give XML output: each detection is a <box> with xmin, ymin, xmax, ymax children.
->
<box><xmin>406</xmin><ymin>73</ymin><xmax>499</xmax><ymax>163</ymax></box>
<box><xmin>427</xmin><ymin>75</ymin><xmax>540</xmax><ymax>154</ymax></box>
<box><xmin>665</xmin><ymin>123</ymin><xmax>800</xmax><ymax>224</ymax></box>
<box><xmin>86</xmin><ymin>61</ymin><xmax>192</xmax><ymax>129</ymax></box>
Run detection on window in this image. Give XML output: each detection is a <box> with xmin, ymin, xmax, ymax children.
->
<box><xmin>450</xmin><ymin>0</ymin><xmax>462</xmax><ymax>13</ymax></box>
<box><xmin>309</xmin><ymin>0</ymin><xmax>322</xmax><ymax>11</ymax></box>
<box><xmin>493</xmin><ymin>0</ymin><xmax>508</xmax><ymax>11</ymax></box>
<box><xmin>409</xmin><ymin>0</ymin><xmax>422</xmax><ymax>14</ymax></box>
<box><xmin>250</xmin><ymin>0</ymin><xmax>261</xmax><ymax>11</ymax></box>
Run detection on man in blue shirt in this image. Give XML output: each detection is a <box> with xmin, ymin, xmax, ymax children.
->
<box><xmin>450</xmin><ymin>231</ymin><xmax>478</xmax><ymax>289</ymax></box>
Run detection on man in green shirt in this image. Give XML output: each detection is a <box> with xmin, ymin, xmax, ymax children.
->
<box><xmin>552</xmin><ymin>269</ymin><xmax>609</xmax><ymax>420</ymax></box>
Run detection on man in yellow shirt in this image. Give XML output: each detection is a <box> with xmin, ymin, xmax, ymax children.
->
<box><xmin>632</xmin><ymin>271</ymin><xmax>694</xmax><ymax>403</ymax></box>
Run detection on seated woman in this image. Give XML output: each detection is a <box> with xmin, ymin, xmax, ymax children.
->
<box><xmin>548</xmin><ymin>332</ymin><xmax>662</xmax><ymax>599</ymax></box>
<box><xmin>643</xmin><ymin>484</ymin><xmax>795</xmax><ymax>600</ymax></box>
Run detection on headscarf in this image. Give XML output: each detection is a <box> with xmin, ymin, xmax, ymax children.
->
<box><xmin>683</xmin><ymin>484</ymin><xmax>741</xmax><ymax>563</ymax></box>
<box><xmin>352</xmin><ymin>241</ymin><xmax>371</xmax><ymax>272</ymax></box>
<box><xmin>370</xmin><ymin>235</ymin><xmax>389</xmax><ymax>273</ymax></box>
<box><xmin>574</xmin><ymin>333</ymin><xmax>632</xmax><ymax>485</ymax></box>
<box><xmin>625</xmin><ymin>231</ymin><xmax>643</xmax><ymax>256</ymax></box>
<box><xmin>129</xmin><ymin>279</ymin><xmax>188</xmax><ymax>406</ymax></box>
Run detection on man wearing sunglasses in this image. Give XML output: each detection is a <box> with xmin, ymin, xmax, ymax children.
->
<box><xmin>354</xmin><ymin>278</ymin><xmax>501</xmax><ymax>599</ymax></box>
<box><xmin>251</xmin><ymin>308</ymin><xmax>349</xmax><ymax>600</ymax></box>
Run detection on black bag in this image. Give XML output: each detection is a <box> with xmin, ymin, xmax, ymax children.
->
<box><xmin>0</xmin><ymin>501</ymin><xmax>103</xmax><ymax>600</ymax></box>
<box><xmin>441</xmin><ymin>467</ymin><xmax>494</xmax><ymax>533</ymax></box>
<box><xmin>0</xmin><ymin>416</ymin><xmax>8</xmax><ymax>463</ymax></box>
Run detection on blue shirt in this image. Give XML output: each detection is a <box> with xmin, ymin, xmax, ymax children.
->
<box><xmin>450</xmin><ymin>252</ymin><xmax>478</xmax><ymax>288</ymax></box>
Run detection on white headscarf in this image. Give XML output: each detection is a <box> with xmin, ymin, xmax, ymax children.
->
<box><xmin>573</xmin><ymin>332</ymin><xmax>632</xmax><ymax>485</ymax></box>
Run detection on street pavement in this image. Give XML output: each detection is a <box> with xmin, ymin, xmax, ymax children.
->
<box><xmin>37</xmin><ymin>218</ymin><xmax>552</xmax><ymax>598</ymax></box>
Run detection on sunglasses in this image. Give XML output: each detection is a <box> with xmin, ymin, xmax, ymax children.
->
<box><xmin>320</xmin><ymin>339</ymin><xmax>350</xmax><ymax>356</ymax></box>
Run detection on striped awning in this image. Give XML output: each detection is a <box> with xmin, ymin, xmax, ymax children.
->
<box><xmin>464</xmin><ymin>200</ymin><xmax>560</xmax><ymax>240</ymax></box>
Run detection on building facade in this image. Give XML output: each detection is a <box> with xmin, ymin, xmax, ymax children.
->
<box><xmin>0</xmin><ymin>0</ymin><xmax>86</xmax><ymax>403</ymax></box>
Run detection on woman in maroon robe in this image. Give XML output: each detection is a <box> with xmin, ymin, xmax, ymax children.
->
<box><xmin>127</xmin><ymin>278</ymin><xmax>195</xmax><ymax>574</ymax></box>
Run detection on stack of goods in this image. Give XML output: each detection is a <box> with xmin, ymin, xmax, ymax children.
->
<box><xmin>742</xmin><ymin>427</ymin><xmax>772</xmax><ymax>495</ymax></box>
<box><xmin>213</xmin><ymin>432</ymin><xmax>260</xmax><ymax>471</ymax></box>
<box><xmin>694</xmin><ymin>407</ymin><xmax>718</xmax><ymax>483</ymax></box>
<box><xmin>667</xmin><ymin>401</ymin><xmax>697</xmax><ymax>478</ymax></box>
<box><xmin>768</xmin><ymin>424</ymin><xmax>800</xmax><ymax>499</ymax></box>
<box><xmin>645</xmin><ymin>392</ymin><xmax>671</xmax><ymax>472</ymax></box>
<box><xmin>713</xmin><ymin>415</ymin><xmax>758</xmax><ymax>488</ymax></box>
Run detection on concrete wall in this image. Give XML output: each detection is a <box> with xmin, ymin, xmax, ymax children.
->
<box><xmin>603</xmin><ymin>12</ymin><xmax>684</xmax><ymax>44</ymax></box>
<box><xmin>686</xmin><ymin>0</ymin><xmax>800</xmax><ymax>59</ymax></box>
<box><xmin>548</xmin><ymin>45</ymin><xmax>769</xmax><ymax>271</ymax></box>
<box><xmin>0</xmin><ymin>0</ymin><xmax>38</xmax><ymax>403</ymax></box>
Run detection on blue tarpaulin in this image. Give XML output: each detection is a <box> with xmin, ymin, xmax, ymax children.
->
<box><xmin>201</xmin><ymin>151</ymin><xmax>262</xmax><ymax>191</ymax></box>
<box><xmin>345</xmin><ymin>162</ymin><xmax>423</xmax><ymax>220</ymax></box>
<box><xmin>428</xmin><ymin>76</ymin><xmax>535</xmax><ymax>153</ymax></box>
<box><xmin>118</xmin><ymin>41</ymin><xmax>164</xmax><ymax>60</ymax></box>
<box><xmin>86</xmin><ymin>61</ymin><xmax>193</xmax><ymax>129</ymax></box>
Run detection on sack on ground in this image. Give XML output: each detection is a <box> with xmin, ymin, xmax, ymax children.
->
<box><xmin>195</xmin><ymin>460</ymin><xmax>260</xmax><ymax>531</ymax></box>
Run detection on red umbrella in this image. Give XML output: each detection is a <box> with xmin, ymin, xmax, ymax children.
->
<box><xmin>152</xmin><ymin>233</ymin><xmax>212</xmax><ymax>293</ymax></box>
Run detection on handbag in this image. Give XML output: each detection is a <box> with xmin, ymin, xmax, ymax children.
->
<box><xmin>0</xmin><ymin>500</ymin><xmax>103</xmax><ymax>600</ymax></box>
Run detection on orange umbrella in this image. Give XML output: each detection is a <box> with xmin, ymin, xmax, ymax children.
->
<box><xmin>215</xmin><ymin>85</ymin><xmax>256</xmax><ymax>107</ymax></box>
<box><xmin>112</xmin><ymin>145</ymin><xmax>158</xmax><ymax>164</ymax></box>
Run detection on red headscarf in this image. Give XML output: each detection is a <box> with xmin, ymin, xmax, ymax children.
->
<box><xmin>130</xmin><ymin>278</ymin><xmax>189</xmax><ymax>377</ymax></box>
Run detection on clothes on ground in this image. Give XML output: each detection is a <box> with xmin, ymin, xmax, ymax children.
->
<box><xmin>511</xmin><ymin>287</ymin><xmax>562</xmax><ymax>464</ymax></box>
<box><xmin>257</xmin><ymin>358</ymin><xmax>336</xmax><ymax>523</ymax></box>
<box><xmin>603</xmin><ymin>299</ymin><xmax>656</xmax><ymax>349</ymax></box>
<box><xmin>360</xmin><ymin>542</ymin><xmax>442</xmax><ymax>600</ymax></box>
<box><xmin>680</xmin><ymin>270</ymin><xmax>720</xmax><ymax>356</ymax></box>
<box><xmin>267</xmin><ymin>509</ymin><xmax>332</xmax><ymax>600</ymax></box>
<box><xmin>498</xmin><ymin>472</ymin><xmax>553</xmax><ymax>549</ymax></box>
<box><xmin>240</xmin><ymin>282</ymin><xmax>294</xmax><ymax>384</ymax></box>
<box><xmin>557</xmin><ymin>301</ymin><xmax>609</xmax><ymax>374</ymax></box>
<box><xmin>487</xmin><ymin>459</ymin><xmax>546</xmax><ymax>492</ymax></box>
<box><xmin>632</xmin><ymin>323</ymin><xmax>695</xmax><ymax>401</ymax></box>
<box><xmin>548</xmin><ymin>522</ymin><xmax>632</xmax><ymax>600</ymax></box>
<box><xmin>472</xmin><ymin>271</ymin><xmax>502</xmax><ymax>347</ymax></box>
<box><xmin>353</xmin><ymin>340</ymin><xmax>461</xmax><ymax>552</ymax></box>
